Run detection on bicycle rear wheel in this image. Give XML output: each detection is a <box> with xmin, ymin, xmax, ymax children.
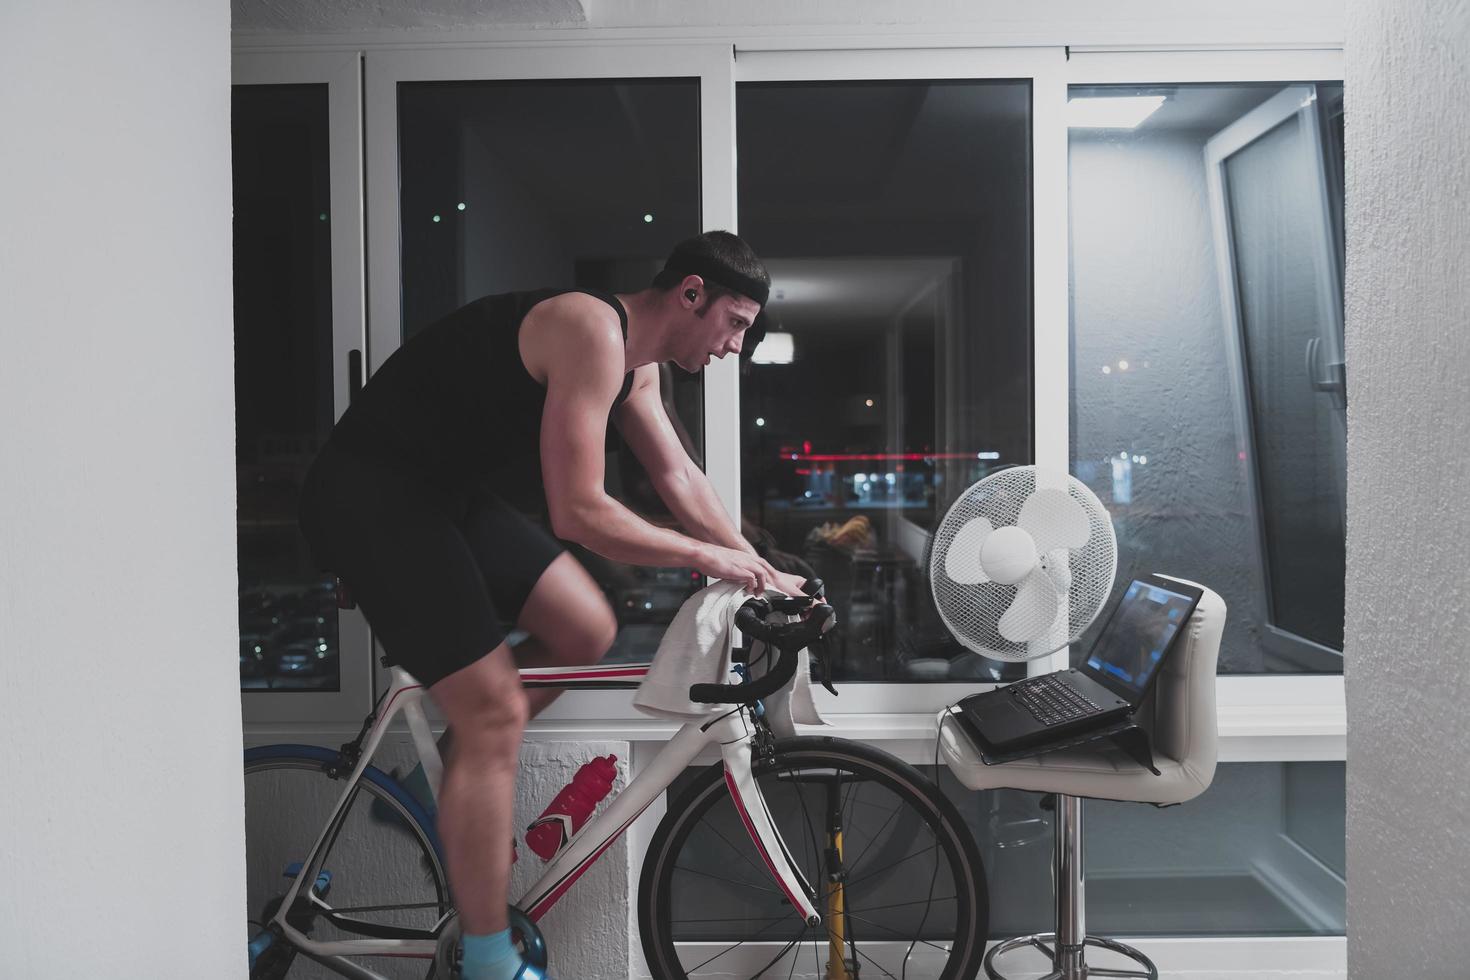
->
<box><xmin>638</xmin><ymin>736</ymin><xmax>988</xmax><ymax>979</ymax></box>
<box><xmin>245</xmin><ymin>745</ymin><xmax>451</xmax><ymax>980</ymax></box>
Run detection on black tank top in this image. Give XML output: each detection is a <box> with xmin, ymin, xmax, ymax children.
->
<box><xmin>330</xmin><ymin>288</ymin><xmax>635</xmax><ymax>505</ymax></box>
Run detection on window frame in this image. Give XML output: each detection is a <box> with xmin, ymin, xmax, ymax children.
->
<box><xmin>1203</xmin><ymin>83</ymin><xmax>1348</xmax><ymax>672</ymax></box>
<box><xmin>233</xmin><ymin>39</ymin><xmax>1349</xmax><ymax>770</ymax></box>
<box><xmin>233</xmin><ymin>51</ymin><xmax>371</xmax><ymax>726</ymax></box>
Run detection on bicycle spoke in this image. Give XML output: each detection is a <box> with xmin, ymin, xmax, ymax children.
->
<box><xmin>846</xmin><ymin>840</ymin><xmax>941</xmax><ymax>891</ymax></box>
<box><xmin>680</xmin><ymin>913</ymin><xmax>794</xmax><ymax>975</ymax></box>
<box><xmin>749</xmin><ymin>927</ymin><xmax>807</xmax><ymax>980</ymax></box>
<box><xmin>850</xmin><ymin>940</ymin><xmax>902</xmax><ymax>980</ymax></box>
<box><xmin>840</xmin><ymin>773</ymin><xmax>861</xmax><ymax>851</ymax></box>
<box><xmin>842</xmin><ymin>911</ymin><xmax>956</xmax><ymax>956</ymax></box>
<box><xmin>672</xmin><ymin>863</ymin><xmax>782</xmax><ymax>897</ymax></box>
<box><xmin>904</xmin><ymin>823</ymin><xmax>944</xmax><ymax>980</ymax></box>
<box><xmin>788</xmin><ymin>777</ymin><xmax>821</xmax><ymax>880</ymax></box>
<box><xmin>699</xmin><ymin>812</ymin><xmax>782</xmax><ymax>886</ymax></box>
<box><xmin>838</xmin><ymin>798</ymin><xmax>908</xmax><ymax>882</ymax></box>
<box><xmin>846</xmin><ymin>894</ymin><xmax>957</xmax><ymax>916</ymax></box>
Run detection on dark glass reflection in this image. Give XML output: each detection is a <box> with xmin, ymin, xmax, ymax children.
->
<box><xmin>397</xmin><ymin>79</ymin><xmax>703</xmax><ymax>662</ymax></box>
<box><xmin>233</xmin><ymin>84</ymin><xmax>340</xmax><ymax>691</ymax></box>
<box><xmin>737</xmin><ymin>80</ymin><xmax>1034</xmax><ymax>684</ymax></box>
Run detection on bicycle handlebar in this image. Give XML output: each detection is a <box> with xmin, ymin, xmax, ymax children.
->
<box><xmin>688</xmin><ymin>579</ymin><xmax>835</xmax><ymax>705</ymax></box>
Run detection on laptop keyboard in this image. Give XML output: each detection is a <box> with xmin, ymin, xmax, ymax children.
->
<box><xmin>1012</xmin><ymin>675</ymin><xmax>1103</xmax><ymax>726</ymax></box>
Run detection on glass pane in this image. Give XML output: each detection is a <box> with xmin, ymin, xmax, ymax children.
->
<box><xmin>233</xmin><ymin>84</ymin><xmax>340</xmax><ymax>692</ymax></box>
<box><xmin>397</xmin><ymin>79</ymin><xmax>702</xmax><ymax>663</ymax></box>
<box><xmin>1068</xmin><ymin>83</ymin><xmax>1346</xmax><ymax>674</ymax></box>
<box><xmin>948</xmin><ymin>761</ymin><xmax>1346</xmax><ymax>938</ymax></box>
<box><xmin>664</xmin><ymin>761</ymin><xmax>1345</xmax><ymax>943</ymax></box>
<box><xmin>1225</xmin><ymin>115</ymin><xmax>1346</xmax><ymax>650</ymax></box>
<box><xmin>737</xmin><ymin>80</ymin><xmax>1033</xmax><ymax>684</ymax></box>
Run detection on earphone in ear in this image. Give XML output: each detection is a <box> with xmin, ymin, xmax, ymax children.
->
<box><xmin>684</xmin><ymin>289</ymin><xmax>698</xmax><ymax>302</ymax></box>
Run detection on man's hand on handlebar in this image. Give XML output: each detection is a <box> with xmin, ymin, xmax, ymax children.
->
<box><xmin>763</xmin><ymin>567</ymin><xmax>812</xmax><ymax>602</ymax></box>
<box><xmin>693</xmin><ymin>545</ymin><xmax>819</xmax><ymax>605</ymax></box>
<box><xmin>693</xmin><ymin>543</ymin><xmax>774</xmax><ymax>594</ymax></box>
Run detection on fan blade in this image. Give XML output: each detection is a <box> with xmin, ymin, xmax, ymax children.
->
<box><xmin>944</xmin><ymin>517</ymin><xmax>993</xmax><ymax>585</ymax></box>
<box><xmin>999</xmin><ymin>568</ymin><xmax>1062</xmax><ymax>643</ymax></box>
<box><xmin>1017</xmin><ymin>487</ymin><xmax>1091</xmax><ymax>554</ymax></box>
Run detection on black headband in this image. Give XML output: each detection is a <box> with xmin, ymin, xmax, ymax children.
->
<box><xmin>661</xmin><ymin>249</ymin><xmax>770</xmax><ymax>308</ymax></box>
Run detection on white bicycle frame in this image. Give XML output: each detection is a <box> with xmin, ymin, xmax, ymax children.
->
<box><xmin>268</xmin><ymin>664</ymin><xmax>820</xmax><ymax>979</ymax></box>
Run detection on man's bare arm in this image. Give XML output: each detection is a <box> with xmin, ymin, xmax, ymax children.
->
<box><xmin>534</xmin><ymin>309</ymin><xmax>774</xmax><ymax>591</ymax></box>
<box><xmin>614</xmin><ymin>365</ymin><xmax>753</xmax><ymax>554</ymax></box>
<box><xmin>613</xmin><ymin>364</ymin><xmax>812</xmax><ymax>598</ymax></box>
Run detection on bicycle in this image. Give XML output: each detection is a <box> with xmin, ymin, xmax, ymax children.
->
<box><xmin>245</xmin><ymin>590</ymin><xmax>989</xmax><ymax>979</ymax></box>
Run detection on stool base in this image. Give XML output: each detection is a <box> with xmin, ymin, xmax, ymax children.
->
<box><xmin>984</xmin><ymin>932</ymin><xmax>1159</xmax><ymax>980</ymax></box>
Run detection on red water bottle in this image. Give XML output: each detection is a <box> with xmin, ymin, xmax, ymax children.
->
<box><xmin>525</xmin><ymin>755</ymin><xmax>618</xmax><ymax>860</ymax></box>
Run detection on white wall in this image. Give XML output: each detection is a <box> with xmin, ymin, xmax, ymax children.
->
<box><xmin>1344</xmin><ymin>1</ymin><xmax>1470</xmax><ymax>977</ymax></box>
<box><xmin>0</xmin><ymin>2</ymin><xmax>243</xmax><ymax>978</ymax></box>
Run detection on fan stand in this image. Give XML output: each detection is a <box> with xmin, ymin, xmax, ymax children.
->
<box><xmin>983</xmin><ymin>794</ymin><xmax>1158</xmax><ymax>980</ymax></box>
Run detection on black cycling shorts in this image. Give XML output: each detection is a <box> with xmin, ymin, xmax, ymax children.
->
<box><xmin>298</xmin><ymin>440</ymin><xmax>564</xmax><ymax>688</ymax></box>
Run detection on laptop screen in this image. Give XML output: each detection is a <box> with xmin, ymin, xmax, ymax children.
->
<box><xmin>1083</xmin><ymin>579</ymin><xmax>1198</xmax><ymax>701</ymax></box>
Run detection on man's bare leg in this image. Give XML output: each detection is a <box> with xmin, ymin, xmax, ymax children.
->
<box><xmin>515</xmin><ymin>553</ymin><xmax>618</xmax><ymax>718</ymax></box>
<box><xmin>419</xmin><ymin>554</ymin><xmax>616</xmax><ymax>781</ymax></box>
<box><xmin>429</xmin><ymin>643</ymin><xmax>527</xmax><ymax>937</ymax></box>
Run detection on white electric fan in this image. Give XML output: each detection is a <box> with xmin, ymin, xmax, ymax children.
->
<box><xmin>930</xmin><ymin>466</ymin><xmax>1117</xmax><ymax>661</ymax></box>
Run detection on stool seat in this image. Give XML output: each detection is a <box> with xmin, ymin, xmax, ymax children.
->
<box><xmin>941</xmin><ymin>576</ymin><xmax>1227</xmax><ymax>807</ymax></box>
<box><xmin>938</xmin><ymin>712</ymin><xmax>1212</xmax><ymax>805</ymax></box>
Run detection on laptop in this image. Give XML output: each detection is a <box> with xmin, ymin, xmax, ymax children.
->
<box><xmin>953</xmin><ymin>574</ymin><xmax>1204</xmax><ymax>753</ymax></box>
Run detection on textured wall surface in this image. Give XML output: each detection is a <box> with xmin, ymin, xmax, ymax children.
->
<box><xmin>1344</xmin><ymin>0</ymin><xmax>1470</xmax><ymax>976</ymax></box>
<box><xmin>513</xmin><ymin>741</ymin><xmax>632</xmax><ymax>980</ymax></box>
<box><xmin>0</xmin><ymin>2</ymin><xmax>243</xmax><ymax>977</ymax></box>
<box><xmin>1070</xmin><ymin>132</ymin><xmax>1270</xmax><ymax>670</ymax></box>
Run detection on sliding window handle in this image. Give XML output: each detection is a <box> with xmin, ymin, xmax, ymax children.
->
<box><xmin>1305</xmin><ymin>336</ymin><xmax>1346</xmax><ymax>409</ymax></box>
<box><xmin>348</xmin><ymin>349</ymin><xmax>363</xmax><ymax>404</ymax></box>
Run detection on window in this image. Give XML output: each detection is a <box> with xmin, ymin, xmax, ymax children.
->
<box><xmin>395</xmin><ymin>78</ymin><xmax>705</xmax><ymax>663</ymax></box>
<box><xmin>1068</xmin><ymin>82</ymin><xmax>1347</xmax><ymax>674</ymax></box>
<box><xmin>737</xmin><ymin>79</ymin><xmax>1034</xmax><ymax>685</ymax></box>
<box><xmin>233</xmin><ymin>83</ymin><xmax>341</xmax><ymax>692</ymax></box>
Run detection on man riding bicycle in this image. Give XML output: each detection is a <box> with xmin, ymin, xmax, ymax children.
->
<box><xmin>298</xmin><ymin>231</ymin><xmax>808</xmax><ymax>980</ymax></box>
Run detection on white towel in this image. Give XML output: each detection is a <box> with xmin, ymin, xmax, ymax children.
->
<box><xmin>633</xmin><ymin>582</ymin><xmax>829</xmax><ymax>734</ymax></box>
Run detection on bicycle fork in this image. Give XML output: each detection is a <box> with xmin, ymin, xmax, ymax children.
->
<box><xmin>715</xmin><ymin>712</ymin><xmax>822</xmax><ymax>928</ymax></box>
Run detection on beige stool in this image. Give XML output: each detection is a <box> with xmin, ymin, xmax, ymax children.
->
<box><xmin>938</xmin><ymin>577</ymin><xmax>1227</xmax><ymax>980</ymax></box>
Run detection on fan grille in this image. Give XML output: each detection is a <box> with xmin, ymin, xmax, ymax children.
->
<box><xmin>929</xmin><ymin>467</ymin><xmax>1117</xmax><ymax>662</ymax></box>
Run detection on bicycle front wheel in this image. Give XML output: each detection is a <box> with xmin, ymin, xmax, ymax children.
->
<box><xmin>245</xmin><ymin>745</ymin><xmax>451</xmax><ymax>980</ymax></box>
<box><xmin>638</xmin><ymin>736</ymin><xmax>988</xmax><ymax>980</ymax></box>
